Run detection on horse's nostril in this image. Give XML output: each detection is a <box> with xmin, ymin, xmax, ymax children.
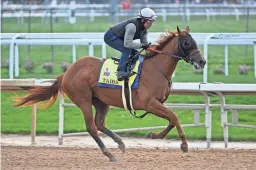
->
<box><xmin>199</xmin><ymin>59</ymin><xmax>206</xmax><ymax>65</ymax></box>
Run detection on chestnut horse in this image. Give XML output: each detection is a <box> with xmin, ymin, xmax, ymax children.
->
<box><xmin>15</xmin><ymin>26</ymin><xmax>206</xmax><ymax>162</ymax></box>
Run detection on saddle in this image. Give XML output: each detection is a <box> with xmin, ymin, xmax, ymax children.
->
<box><xmin>111</xmin><ymin>54</ymin><xmax>139</xmax><ymax>79</ymax></box>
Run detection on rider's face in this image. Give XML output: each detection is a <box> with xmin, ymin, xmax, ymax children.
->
<box><xmin>144</xmin><ymin>19</ymin><xmax>154</xmax><ymax>29</ymax></box>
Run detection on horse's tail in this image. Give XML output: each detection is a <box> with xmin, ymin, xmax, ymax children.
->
<box><xmin>14</xmin><ymin>74</ymin><xmax>64</xmax><ymax>109</ymax></box>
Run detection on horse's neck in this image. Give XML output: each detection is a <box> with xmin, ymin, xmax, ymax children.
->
<box><xmin>153</xmin><ymin>39</ymin><xmax>179</xmax><ymax>80</ymax></box>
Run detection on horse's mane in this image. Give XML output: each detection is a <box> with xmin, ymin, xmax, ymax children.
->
<box><xmin>144</xmin><ymin>30</ymin><xmax>178</xmax><ymax>57</ymax></box>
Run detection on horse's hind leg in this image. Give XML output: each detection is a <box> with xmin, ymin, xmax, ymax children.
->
<box><xmin>93</xmin><ymin>98</ymin><xmax>126</xmax><ymax>153</ymax></box>
<box><xmin>66</xmin><ymin>90</ymin><xmax>117</xmax><ymax>162</ymax></box>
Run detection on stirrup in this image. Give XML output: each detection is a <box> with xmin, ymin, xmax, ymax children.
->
<box><xmin>117</xmin><ymin>75</ymin><xmax>127</xmax><ymax>81</ymax></box>
<box><xmin>117</xmin><ymin>76</ymin><xmax>125</xmax><ymax>81</ymax></box>
<box><xmin>117</xmin><ymin>71</ymin><xmax>129</xmax><ymax>81</ymax></box>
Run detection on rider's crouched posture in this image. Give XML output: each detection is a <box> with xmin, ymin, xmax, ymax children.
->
<box><xmin>104</xmin><ymin>7</ymin><xmax>157</xmax><ymax>81</ymax></box>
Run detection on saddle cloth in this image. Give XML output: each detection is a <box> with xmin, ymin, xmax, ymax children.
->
<box><xmin>97</xmin><ymin>56</ymin><xmax>144</xmax><ymax>89</ymax></box>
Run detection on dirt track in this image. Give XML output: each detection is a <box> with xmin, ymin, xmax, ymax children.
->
<box><xmin>2</xmin><ymin>145</ymin><xmax>256</xmax><ymax>170</ymax></box>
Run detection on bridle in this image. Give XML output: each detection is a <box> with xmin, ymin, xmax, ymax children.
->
<box><xmin>147</xmin><ymin>36</ymin><xmax>201</xmax><ymax>85</ymax></box>
<box><xmin>149</xmin><ymin>37</ymin><xmax>200</xmax><ymax>64</ymax></box>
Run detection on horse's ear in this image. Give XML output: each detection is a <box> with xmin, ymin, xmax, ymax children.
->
<box><xmin>185</xmin><ymin>26</ymin><xmax>190</xmax><ymax>33</ymax></box>
<box><xmin>177</xmin><ymin>26</ymin><xmax>181</xmax><ymax>35</ymax></box>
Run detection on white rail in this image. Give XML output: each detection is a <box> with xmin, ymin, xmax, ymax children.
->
<box><xmin>1</xmin><ymin>33</ymin><xmax>256</xmax><ymax>81</ymax></box>
<box><xmin>1</xmin><ymin>79</ymin><xmax>256</xmax><ymax>148</ymax></box>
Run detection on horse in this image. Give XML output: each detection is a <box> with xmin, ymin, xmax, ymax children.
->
<box><xmin>14</xmin><ymin>26</ymin><xmax>206</xmax><ymax>162</ymax></box>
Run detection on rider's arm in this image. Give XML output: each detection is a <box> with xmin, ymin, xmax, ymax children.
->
<box><xmin>140</xmin><ymin>30</ymin><xmax>148</xmax><ymax>44</ymax></box>
<box><xmin>124</xmin><ymin>23</ymin><xmax>142</xmax><ymax>49</ymax></box>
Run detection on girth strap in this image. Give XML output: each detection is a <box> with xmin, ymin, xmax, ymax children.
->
<box><xmin>122</xmin><ymin>78</ymin><xmax>149</xmax><ymax>119</ymax></box>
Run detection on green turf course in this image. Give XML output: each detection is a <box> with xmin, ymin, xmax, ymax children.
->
<box><xmin>1</xmin><ymin>16</ymin><xmax>256</xmax><ymax>141</ymax></box>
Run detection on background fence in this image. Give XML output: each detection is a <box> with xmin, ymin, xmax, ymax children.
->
<box><xmin>1</xmin><ymin>32</ymin><xmax>256</xmax><ymax>83</ymax></box>
<box><xmin>2</xmin><ymin>1</ymin><xmax>256</xmax><ymax>31</ymax></box>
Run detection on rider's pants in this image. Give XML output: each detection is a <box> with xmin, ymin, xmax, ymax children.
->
<box><xmin>104</xmin><ymin>29</ymin><xmax>137</xmax><ymax>72</ymax></box>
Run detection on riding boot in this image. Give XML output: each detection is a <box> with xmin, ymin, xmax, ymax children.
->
<box><xmin>117</xmin><ymin>53</ymin><xmax>130</xmax><ymax>81</ymax></box>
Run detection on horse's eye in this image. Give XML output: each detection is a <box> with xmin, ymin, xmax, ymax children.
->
<box><xmin>183</xmin><ymin>40</ymin><xmax>191</xmax><ymax>49</ymax></box>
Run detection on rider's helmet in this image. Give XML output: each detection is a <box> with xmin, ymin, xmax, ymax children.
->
<box><xmin>137</xmin><ymin>8</ymin><xmax>157</xmax><ymax>21</ymax></box>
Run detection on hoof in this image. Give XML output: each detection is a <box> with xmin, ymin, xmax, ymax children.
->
<box><xmin>146</xmin><ymin>132</ymin><xmax>154</xmax><ymax>139</ymax></box>
<box><xmin>109</xmin><ymin>157</ymin><xmax>118</xmax><ymax>162</ymax></box>
<box><xmin>118</xmin><ymin>143</ymin><xmax>126</xmax><ymax>153</ymax></box>
<box><xmin>180</xmin><ymin>144</ymin><xmax>188</xmax><ymax>153</ymax></box>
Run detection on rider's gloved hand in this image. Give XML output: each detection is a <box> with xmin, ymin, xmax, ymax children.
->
<box><xmin>141</xmin><ymin>43</ymin><xmax>151</xmax><ymax>50</ymax></box>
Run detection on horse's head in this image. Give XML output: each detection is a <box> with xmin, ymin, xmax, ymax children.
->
<box><xmin>176</xmin><ymin>26</ymin><xmax>206</xmax><ymax>69</ymax></box>
<box><xmin>146</xmin><ymin>26</ymin><xmax>206</xmax><ymax>69</ymax></box>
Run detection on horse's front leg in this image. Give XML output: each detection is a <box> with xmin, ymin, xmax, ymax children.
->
<box><xmin>146</xmin><ymin>99</ymin><xmax>188</xmax><ymax>152</ymax></box>
<box><xmin>146</xmin><ymin>124</ymin><xmax>175</xmax><ymax>139</ymax></box>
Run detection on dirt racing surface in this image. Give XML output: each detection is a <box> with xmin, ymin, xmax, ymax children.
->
<box><xmin>2</xmin><ymin>145</ymin><xmax>256</xmax><ymax>170</ymax></box>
